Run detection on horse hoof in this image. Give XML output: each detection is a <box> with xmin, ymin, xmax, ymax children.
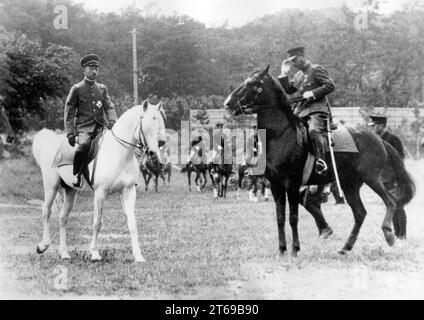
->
<box><xmin>36</xmin><ymin>244</ymin><xmax>48</xmax><ymax>254</ymax></box>
<box><xmin>59</xmin><ymin>250</ymin><xmax>71</xmax><ymax>260</ymax></box>
<box><xmin>338</xmin><ymin>249</ymin><xmax>348</xmax><ymax>255</ymax></box>
<box><xmin>91</xmin><ymin>251</ymin><xmax>102</xmax><ymax>262</ymax></box>
<box><xmin>134</xmin><ymin>255</ymin><xmax>145</xmax><ymax>263</ymax></box>
<box><xmin>319</xmin><ymin>227</ymin><xmax>334</xmax><ymax>239</ymax></box>
<box><xmin>384</xmin><ymin>232</ymin><xmax>395</xmax><ymax>247</ymax></box>
<box><xmin>291</xmin><ymin>250</ymin><xmax>298</xmax><ymax>257</ymax></box>
<box><xmin>61</xmin><ymin>254</ymin><xmax>70</xmax><ymax>261</ymax></box>
<box><xmin>275</xmin><ymin>252</ymin><xmax>286</xmax><ymax>260</ymax></box>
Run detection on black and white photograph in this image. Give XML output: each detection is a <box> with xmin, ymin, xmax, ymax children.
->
<box><xmin>0</xmin><ymin>0</ymin><xmax>424</xmax><ymax>301</ymax></box>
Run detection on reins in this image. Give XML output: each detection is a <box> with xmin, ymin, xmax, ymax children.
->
<box><xmin>93</xmin><ymin>107</ymin><xmax>149</xmax><ymax>157</ymax></box>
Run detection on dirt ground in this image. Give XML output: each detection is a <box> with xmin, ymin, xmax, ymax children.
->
<box><xmin>1</xmin><ymin>158</ymin><xmax>423</xmax><ymax>299</ymax></box>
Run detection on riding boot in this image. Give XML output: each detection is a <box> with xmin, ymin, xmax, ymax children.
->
<box><xmin>72</xmin><ymin>150</ymin><xmax>86</xmax><ymax>187</ymax></box>
<box><xmin>310</xmin><ymin>131</ymin><xmax>328</xmax><ymax>175</ymax></box>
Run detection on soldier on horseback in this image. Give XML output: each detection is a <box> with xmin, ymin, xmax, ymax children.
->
<box><xmin>64</xmin><ymin>54</ymin><xmax>118</xmax><ymax>187</ymax></box>
<box><xmin>278</xmin><ymin>46</ymin><xmax>335</xmax><ymax>174</ymax></box>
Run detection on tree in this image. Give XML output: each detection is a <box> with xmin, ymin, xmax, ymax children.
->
<box><xmin>192</xmin><ymin>107</ymin><xmax>210</xmax><ymax>128</ymax></box>
<box><xmin>0</xmin><ymin>32</ymin><xmax>77</xmax><ymax>129</ymax></box>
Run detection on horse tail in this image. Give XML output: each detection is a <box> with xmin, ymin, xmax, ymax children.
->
<box><xmin>384</xmin><ymin>141</ymin><xmax>416</xmax><ymax>206</ymax></box>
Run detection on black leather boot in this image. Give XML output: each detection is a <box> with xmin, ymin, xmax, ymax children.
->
<box><xmin>72</xmin><ymin>150</ymin><xmax>86</xmax><ymax>188</ymax></box>
<box><xmin>310</xmin><ymin>131</ymin><xmax>328</xmax><ymax>175</ymax></box>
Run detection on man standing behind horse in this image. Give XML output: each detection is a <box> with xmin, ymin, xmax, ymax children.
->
<box><xmin>368</xmin><ymin>115</ymin><xmax>407</xmax><ymax>239</ymax></box>
<box><xmin>278</xmin><ymin>46</ymin><xmax>335</xmax><ymax>175</ymax></box>
<box><xmin>64</xmin><ymin>54</ymin><xmax>117</xmax><ymax>187</ymax></box>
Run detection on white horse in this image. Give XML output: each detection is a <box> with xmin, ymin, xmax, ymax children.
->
<box><xmin>32</xmin><ymin>104</ymin><xmax>166</xmax><ymax>262</ymax></box>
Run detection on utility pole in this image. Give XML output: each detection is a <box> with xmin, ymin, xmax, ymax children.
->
<box><xmin>130</xmin><ymin>28</ymin><xmax>138</xmax><ymax>105</ymax></box>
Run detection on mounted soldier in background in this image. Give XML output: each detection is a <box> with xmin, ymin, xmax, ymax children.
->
<box><xmin>278</xmin><ymin>46</ymin><xmax>335</xmax><ymax>175</ymax></box>
<box><xmin>64</xmin><ymin>54</ymin><xmax>118</xmax><ymax>187</ymax></box>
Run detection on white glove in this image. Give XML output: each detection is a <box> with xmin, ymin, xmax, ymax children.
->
<box><xmin>303</xmin><ymin>91</ymin><xmax>315</xmax><ymax>99</ymax></box>
<box><xmin>278</xmin><ymin>60</ymin><xmax>292</xmax><ymax>78</ymax></box>
<box><xmin>217</xmin><ymin>145</ymin><xmax>223</xmax><ymax>150</ymax></box>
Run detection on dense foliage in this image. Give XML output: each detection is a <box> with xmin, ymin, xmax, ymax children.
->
<box><xmin>1</xmin><ymin>0</ymin><xmax>423</xmax><ymax>131</ymax></box>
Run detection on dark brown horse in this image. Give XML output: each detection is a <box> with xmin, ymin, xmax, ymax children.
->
<box><xmin>224</xmin><ymin>65</ymin><xmax>415</xmax><ymax>256</ymax></box>
<box><xmin>140</xmin><ymin>151</ymin><xmax>164</xmax><ymax>192</ymax></box>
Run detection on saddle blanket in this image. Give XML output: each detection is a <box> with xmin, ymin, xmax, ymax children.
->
<box><xmin>329</xmin><ymin>125</ymin><xmax>358</xmax><ymax>153</ymax></box>
<box><xmin>302</xmin><ymin>125</ymin><xmax>358</xmax><ymax>185</ymax></box>
<box><xmin>52</xmin><ymin>140</ymin><xmax>76</xmax><ymax>168</ymax></box>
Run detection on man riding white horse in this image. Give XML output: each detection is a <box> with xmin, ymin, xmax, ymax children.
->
<box><xmin>64</xmin><ymin>54</ymin><xmax>117</xmax><ymax>187</ymax></box>
<box><xmin>278</xmin><ymin>46</ymin><xmax>335</xmax><ymax>175</ymax></box>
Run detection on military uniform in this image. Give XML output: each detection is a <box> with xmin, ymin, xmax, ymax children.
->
<box><xmin>64</xmin><ymin>54</ymin><xmax>117</xmax><ymax>186</ymax></box>
<box><xmin>381</xmin><ymin>131</ymin><xmax>405</xmax><ymax>160</ymax></box>
<box><xmin>369</xmin><ymin>115</ymin><xmax>407</xmax><ymax>238</ymax></box>
<box><xmin>278</xmin><ymin>46</ymin><xmax>335</xmax><ymax>174</ymax></box>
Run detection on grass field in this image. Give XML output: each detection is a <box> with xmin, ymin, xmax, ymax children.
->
<box><xmin>1</xmin><ymin>156</ymin><xmax>424</xmax><ymax>299</ymax></box>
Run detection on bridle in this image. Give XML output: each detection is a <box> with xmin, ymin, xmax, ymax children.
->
<box><xmin>232</xmin><ymin>78</ymin><xmax>266</xmax><ymax>115</ymax></box>
<box><xmin>110</xmin><ymin>109</ymin><xmax>149</xmax><ymax>157</ymax></box>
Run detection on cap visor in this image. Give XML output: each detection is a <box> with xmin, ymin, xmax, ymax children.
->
<box><xmin>286</xmin><ymin>55</ymin><xmax>297</xmax><ymax>62</ymax></box>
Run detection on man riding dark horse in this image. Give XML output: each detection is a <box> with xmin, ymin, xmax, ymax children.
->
<box><xmin>278</xmin><ymin>46</ymin><xmax>335</xmax><ymax>175</ymax></box>
<box><xmin>64</xmin><ymin>54</ymin><xmax>118</xmax><ymax>187</ymax></box>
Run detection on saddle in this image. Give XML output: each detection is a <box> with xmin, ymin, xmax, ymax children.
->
<box><xmin>296</xmin><ymin>123</ymin><xmax>358</xmax><ymax>185</ymax></box>
<box><xmin>52</xmin><ymin>130</ymin><xmax>105</xmax><ymax>187</ymax></box>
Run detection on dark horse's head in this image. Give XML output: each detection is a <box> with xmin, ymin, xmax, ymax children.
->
<box><xmin>224</xmin><ymin>65</ymin><xmax>291</xmax><ymax>118</ymax></box>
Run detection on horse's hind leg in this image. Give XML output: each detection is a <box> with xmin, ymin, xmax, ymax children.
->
<box><xmin>90</xmin><ymin>189</ymin><xmax>106</xmax><ymax>261</ymax></box>
<box><xmin>366</xmin><ymin>179</ymin><xmax>396</xmax><ymax>246</ymax></box>
<box><xmin>37</xmin><ymin>178</ymin><xmax>59</xmax><ymax>254</ymax></box>
<box><xmin>120</xmin><ymin>186</ymin><xmax>144</xmax><ymax>263</ymax></box>
<box><xmin>339</xmin><ymin>182</ymin><xmax>367</xmax><ymax>254</ymax></box>
<box><xmin>58</xmin><ymin>188</ymin><xmax>77</xmax><ymax>260</ymax></box>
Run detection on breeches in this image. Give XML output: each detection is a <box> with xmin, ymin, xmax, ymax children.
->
<box><xmin>305</xmin><ymin>112</ymin><xmax>329</xmax><ymax>133</ymax></box>
<box><xmin>76</xmin><ymin>132</ymin><xmax>93</xmax><ymax>153</ymax></box>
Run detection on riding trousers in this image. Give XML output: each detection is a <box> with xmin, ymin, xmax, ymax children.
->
<box><xmin>73</xmin><ymin>126</ymin><xmax>102</xmax><ymax>176</ymax></box>
<box><xmin>302</xmin><ymin>112</ymin><xmax>329</xmax><ymax>162</ymax></box>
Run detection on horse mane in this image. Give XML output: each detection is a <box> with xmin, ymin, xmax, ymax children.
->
<box><xmin>266</xmin><ymin>74</ymin><xmax>298</xmax><ymax>126</ymax></box>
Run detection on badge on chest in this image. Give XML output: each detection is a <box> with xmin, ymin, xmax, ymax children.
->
<box><xmin>96</xmin><ymin>100</ymin><xmax>102</xmax><ymax>108</ymax></box>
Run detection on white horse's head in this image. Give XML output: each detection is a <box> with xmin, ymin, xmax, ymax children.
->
<box><xmin>138</xmin><ymin>102</ymin><xmax>167</xmax><ymax>164</ymax></box>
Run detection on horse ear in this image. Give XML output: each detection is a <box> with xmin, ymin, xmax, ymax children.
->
<box><xmin>259</xmin><ymin>64</ymin><xmax>270</xmax><ymax>78</ymax></box>
<box><xmin>143</xmin><ymin>100</ymin><xmax>148</xmax><ymax>113</ymax></box>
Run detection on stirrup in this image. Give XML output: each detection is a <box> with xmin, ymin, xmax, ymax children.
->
<box><xmin>72</xmin><ymin>174</ymin><xmax>83</xmax><ymax>188</ymax></box>
<box><xmin>315</xmin><ymin>159</ymin><xmax>328</xmax><ymax>175</ymax></box>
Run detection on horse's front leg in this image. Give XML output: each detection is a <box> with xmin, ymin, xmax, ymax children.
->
<box><xmin>90</xmin><ymin>189</ymin><xmax>106</xmax><ymax>261</ymax></box>
<box><xmin>223</xmin><ymin>175</ymin><xmax>229</xmax><ymax>198</ymax></box>
<box><xmin>120</xmin><ymin>186</ymin><xmax>144</xmax><ymax>263</ymax></box>
<box><xmin>58</xmin><ymin>188</ymin><xmax>77</xmax><ymax>260</ymax></box>
<box><xmin>195</xmin><ymin>171</ymin><xmax>201</xmax><ymax>192</ymax></box>
<box><xmin>287</xmin><ymin>186</ymin><xmax>301</xmax><ymax>256</ymax></box>
<box><xmin>201</xmin><ymin>171</ymin><xmax>207</xmax><ymax>190</ymax></box>
<box><xmin>187</xmin><ymin>170</ymin><xmax>192</xmax><ymax>191</ymax></box>
<box><xmin>154</xmin><ymin>174</ymin><xmax>159</xmax><ymax>193</ymax></box>
<box><xmin>270</xmin><ymin>182</ymin><xmax>287</xmax><ymax>256</ymax></box>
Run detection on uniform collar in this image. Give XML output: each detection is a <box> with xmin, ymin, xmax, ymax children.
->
<box><xmin>300</xmin><ymin>61</ymin><xmax>312</xmax><ymax>73</ymax></box>
<box><xmin>84</xmin><ymin>77</ymin><xmax>96</xmax><ymax>85</ymax></box>
<box><xmin>380</xmin><ymin>129</ymin><xmax>388</xmax><ymax>138</ymax></box>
